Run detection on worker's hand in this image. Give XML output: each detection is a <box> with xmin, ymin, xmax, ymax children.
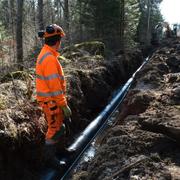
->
<box><xmin>61</xmin><ymin>105</ymin><xmax>72</xmax><ymax>118</ymax></box>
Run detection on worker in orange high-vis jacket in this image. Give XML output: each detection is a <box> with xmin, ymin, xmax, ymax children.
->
<box><xmin>36</xmin><ymin>24</ymin><xmax>72</xmax><ymax>146</ymax></box>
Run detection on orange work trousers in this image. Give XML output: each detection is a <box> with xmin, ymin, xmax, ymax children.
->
<box><xmin>39</xmin><ymin>101</ymin><xmax>64</xmax><ymax>140</ymax></box>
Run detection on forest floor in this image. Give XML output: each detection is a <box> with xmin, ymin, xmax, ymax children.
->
<box><xmin>72</xmin><ymin>39</ymin><xmax>180</xmax><ymax>180</ymax></box>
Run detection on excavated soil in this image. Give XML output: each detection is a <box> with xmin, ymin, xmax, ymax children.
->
<box><xmin>0</xmin><ymin>41</ymin><xmax>143</xmax><ymax>179</ymax></box>
<box><xmin>72</xmin><ymin>39</ymin><xmax>180</xmax><ymax>180</ymax></box>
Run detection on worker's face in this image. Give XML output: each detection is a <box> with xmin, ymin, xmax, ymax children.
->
<box><xmin>56</xmin><ymin>40</ymin><xmax>61</xmax><ymax>51</ymax></box>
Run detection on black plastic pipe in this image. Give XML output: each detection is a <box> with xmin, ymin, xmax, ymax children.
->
<box><xmin>42</xmin><ymin>57</ymin><xmax>150</xmax><ymax>180</ymax></box>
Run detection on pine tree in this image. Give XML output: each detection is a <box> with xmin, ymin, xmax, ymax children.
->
<box><xmin>137</xmin><ymin>0</ymin><xmax>163</xmax><ymax>45</ymax></box>
<box><xmin>124</xmin><ymin>0</ymin><xmax>140</xmax><ymax>48</ymax></box>
<box><xmin>16</xmin><ymin>0</ymin><xmax>24</xmax><ymax>70</ymax></box>
<box><xmin>38</xmin><ymin>0</ymin><xmax>44</xmax><ymax>30</ymax></box>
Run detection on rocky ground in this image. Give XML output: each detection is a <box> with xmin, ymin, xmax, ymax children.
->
<box><xmin>0</xmin><ymin>41</ymin><xmax>143</xmax><ymax>179</ymax></box>
<box><xmin>72</xmin><ymin>39</ymin><xmax>180</xmax><ymax>180</ymax></box>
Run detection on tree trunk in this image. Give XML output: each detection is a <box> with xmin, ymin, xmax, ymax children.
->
<box><xmin>9</xmin><ymin>0</ymin><xmax>16</xmax><ymax>62</ymax></box>
<box><xmin>64</xmin><ymin>0</ymin><xmax>70</xmax><ymax>45</ymax></box>
<box><xmin>16</xmin><ymin>0</ymin><xmax>24</xmax><ymax>70</ymax></box>
<box><xmin>79</xmin><ymin>2</ymin><xmax>83</xmax><ymax>42</ymax></box>
<box><xmin>32</xmin><ymin>0</ymin><xmax>38</xmax><ymax>45</ymax></box>
<box><xmin>119</xmin><ymin>0</ymin><xmax>125</xmax><ymax>51</ymax></box>
<box><xmin>56</xmin><ymin>0</ymin><xmax>62</xmax><ymax>23</ymax></box>
<box><xmin>146</xmin><ymin>0</ymin><xmax>151</xmax><ymax>45</ymax></box>
<box><xmin>38</xmin><ymin>0</ymin><xmax>44</xmax><ymax>30</ymax></box>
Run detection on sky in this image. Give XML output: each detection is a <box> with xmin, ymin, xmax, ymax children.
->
<box><xmin>160</xmin><ymin>0</ymin><xmax>180</xmax><ymax>24</ymax></box>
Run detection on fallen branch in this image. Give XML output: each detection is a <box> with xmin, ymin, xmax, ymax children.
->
<box><xmin>105</xmin><ymin>156</ymin><xmax>148</xmax><ymax>180</ymax></box>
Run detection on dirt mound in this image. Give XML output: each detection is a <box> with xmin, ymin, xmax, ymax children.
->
<box><xmin>73</xmin><ymin>39</ymin><xmax>180</xmax><ymax>179</ymax></box>
<box><xmin>62</xmin><ymin>42</ymin><xmax>143</xmax><ymax>131</ymax></box>
<box><xmin>0</xmin><ymin>102</ymin><xmax>46</xmax><ymax>179</ymax></box>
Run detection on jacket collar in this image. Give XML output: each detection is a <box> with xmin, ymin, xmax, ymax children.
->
<box><xmin>43</xmin><ymin>44</ymin><xmax>60</xmax><ymax>57</ymax></box>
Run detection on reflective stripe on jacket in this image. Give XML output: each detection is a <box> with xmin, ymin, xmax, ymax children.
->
<box><xmin>36</xmin><ymin>44</ymin><xmax>67</xmax><ymax>106</ymax></box>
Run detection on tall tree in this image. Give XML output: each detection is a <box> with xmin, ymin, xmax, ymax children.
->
<box><xmin>38</xmin><ymin>0</ymin><xmax>44</xmax><ymax>30</ymax></box>
<box><xmin>32</xmin><ymin>0</ymin><xmax>37</xmax><ymax>45</ymax></box>
<box><xmin>64</xmin><ymin>0</ymin><xmax>70</xmax><ymax>44</ymax></box>
<box><xmin>119</xmin><ymin>0</ymin><xmax>125</xmax><ymax>50</ymax></box>
<box><xmin>124</xmin><ymin>0</ymin><xmax>140</xmax><ymax>48</ymax></box>
<box><xmin>146</xmin><ymin>0</ymin><xmax>151</xmax><ymax>45</ymax></box>
<box><xmin>9</xmin><ymin>0</ymin><xmax>16</xmax><ymax>62</ymax></box>
<box><xmin>76</xmin><ymin>0</ymin><xmax>121</xmax><ymax>49</ymax></box>
<box><xmin>16</xmin><ymin>0</ymin><xmax>24</xmax><ymax>70</ymax></box>
<box><xmin>78</xmin><ymin>0</ymin><xmax>83</xmax><ymax>41</ymax></box>
<box><xmin>137</xmin><ymin>0</ymin><xmax>163</xmax><ymax>46</ymax></box>
<box><xmin>54</xmin><ymin>0</ymin><xmax>62</xmax><ymax>23</ymax></box>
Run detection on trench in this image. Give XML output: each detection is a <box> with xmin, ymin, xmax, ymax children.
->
<box><xmin>41</xmin><ymin>56</ymin><xmax>150</xmax><ymax>180</ymax></box>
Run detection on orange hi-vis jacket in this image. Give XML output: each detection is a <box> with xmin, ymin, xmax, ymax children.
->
<box><xmin>36</xmin><ymin>44</ymin><xmax>67</xmax><ymax>107</ymax></box>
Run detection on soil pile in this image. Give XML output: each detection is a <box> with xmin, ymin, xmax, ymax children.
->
<box><xmin>73</xmin><ymin>39</ymin><xmax>180</xmax><ymax>180</ymax></box>
<box><xmin>61</xmin><ymin>42</ymin><xmax>143</xmax><ymax>133</ymax></box>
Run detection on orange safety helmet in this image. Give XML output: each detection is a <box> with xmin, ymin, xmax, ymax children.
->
<box><xmin>38</xmin><ymin>24</ymin><xmax>65</xmax><ymax>38</ymax></box>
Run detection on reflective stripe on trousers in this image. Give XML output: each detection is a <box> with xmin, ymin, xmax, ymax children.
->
<box><xmin>37</xmin><ymin>90</ymin><xmax>64</xmax><ymax>97</ymax></box>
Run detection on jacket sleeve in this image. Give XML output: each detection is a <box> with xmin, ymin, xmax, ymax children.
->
<box><xmin>43</xmin><ymin>56</ymin><xmax>67</xmax><ymax>107</ymax></box>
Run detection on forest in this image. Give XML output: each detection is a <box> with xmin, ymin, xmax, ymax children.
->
<box><xmin>1</xmin><ymin>0</ymin><xmax>180</xmax><ymax>180</ymax></box>
<box><xmin>0</xmin><ymin>0</ymin><xmax>163</xmax><ymax>72</ymax></box>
